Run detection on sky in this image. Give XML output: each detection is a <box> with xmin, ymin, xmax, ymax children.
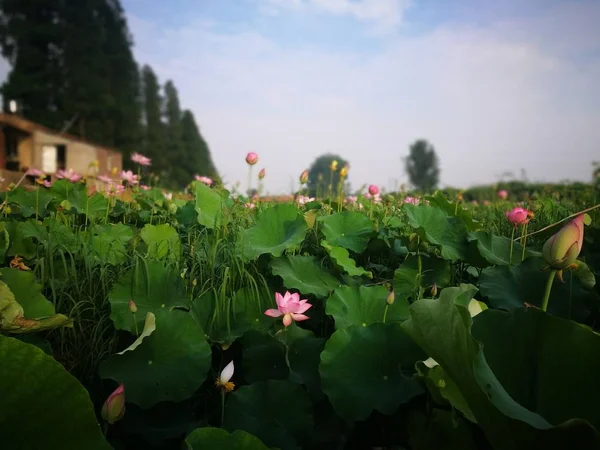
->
<box><xmin>5</xmin><ymin>0</ymin><xmax>600</xmax><ymax>193</ymax></box>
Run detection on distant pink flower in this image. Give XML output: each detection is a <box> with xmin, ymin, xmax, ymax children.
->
<box><xmin>106</xmin><ymin>184</ymin><xmax>125</xmax><ymax>197</ymax></box>
<box><xmin>244</xmin><ymin>202</ymin><xmax>256</xmax><ymax>209</ymax></box>
<box><xmin>56</xmin><ymin>169</ymin><xmax>82</xmax><ymax>183</ymax></box>
<box><xmin>264</xmin><ymin>291</ymin><xmax>312</xmax><ymax>327</ymax></box>
<box><xmin>140</xmin><ymin>185</ymin><xmax>150</xmax><ymax>191</ymax></box>
<box><xmin>364</xmin><ymin>192</ymin><xmax>382</xmax><ymax>203</ymax></box>
<box><xmin>258</xmin><ymin>168</ymin><xmax>266</xmax><ymax>180</ymax></box>
<box><xmin>27</xmin><ymin>168</ymin><xmax>44</xmax><ymax>177</ymax></box>
<box><xmin>403</xmin><ymin>196</ymin><xmax>420</xmax><ymax>205</ymax></box>
<box><xmin>345</xmin><ymin>196</ymin><xmax>358</xmax><ymax>204</ymax></box>
<box><xmin>497</xmin><ymin>190</ymin><xmax>508</xmax><ymax>200</ymax></box>
<box><xmin>505</xmin><ymin>207</ymin><xmax>532</xmax><ymax>227</ymax></box>
<box><xmin>120</xmin><ymin>170</ymin><xmax>139</xmax><ymax>185</ymax></box>
<box><xmin>97</xmin><ymin>174</ymin><xmax>112</xmax><ymax>183</ymax></box>
<box><xmin>163</xmin><ymin>192</ymin><xmax>173</xmax><ymax>201</ymax></box>
<box><xmin>195</xmin><ymin>175</ymin><xmax>213</xmax><ymax>186</ymax></box>
<box><xmin>131</xmin><ymin>152</ymin><xmax>151</xmax><ymax>166</ymax></box>
<box><xmin>471</xmin><ymin>200</ymin><xmax>479</xmax><ymax>205</ymax></box>
<box><xmin>42</xmin><ymin>180</ymin><xmax>52</xmax><ymax>188</ymax></box>
<box><xmin>483</xmin><ymin>200</ymin><xmax>491</xmax><ymax>206</ymax></box>
<box><xmin>368</xmin><ymin>185</ymin><xmax>379</xmax><ymax>196</ymax></box>
<box><xmin>298</xmin><ymin>195</ymin><xmax>314</xmax><ymax>205</ymax></box>
<box><xmin>246</xmin><ymin>152</ymin><xmax>258</xmax><ymax>166</ymax></box>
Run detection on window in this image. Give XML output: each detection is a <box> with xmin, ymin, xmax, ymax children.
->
<box><xmin>57</xmin><ymin>145</ymin><xmax>66</xmax><ymax>170</ymax></box>
<box><xmin>42</xmin><ymin>145</ymin><xmax>57</xmax><ymax>173</ymax></box>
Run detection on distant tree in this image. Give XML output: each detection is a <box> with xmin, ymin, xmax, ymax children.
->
<box><xmin>163</xmin><ymin>80</ymin><xmax>186</xmax><ymax>187</ymax></box>
<box><xmin>306</xmin><ymin>153</ymin><xmax>349</xmax><ymax>198</ymax></box>
<box><xmin>141</xmin><ymin>65</ymin><xmax>167</xmax><ymax>176</ymax></box>
<box><xmin>405</xmin><ymin>140</ymin><xmax>440</xmax><ymax>192</ymax></box>
<box><xmin>181</xmin><ymin>110</ymin><xmax>219</xmax><ymax>182</ymax></box>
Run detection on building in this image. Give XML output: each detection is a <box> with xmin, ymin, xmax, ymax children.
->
<box><xmin>0</xmin><ymin>113</ymin><xmax>122</xmax><ymax>186</ymax></box>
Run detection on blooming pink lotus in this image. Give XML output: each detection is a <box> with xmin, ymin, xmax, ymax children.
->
<box><xmin>163</xmin><ymin>191</ymin><xmax>173</xmax><ymax>201</ymax></box>
<box><xmin>368</xmin><ymin>184</ymin><xmax>379</xmax><ymax>196</ymax></box>
<box><xmin>297</xmin><ymin>195</ymin><xmax>315</xmax><ymax>205</ymax></box>
<box><xmin>101</xmin><ymin>384</ymin><xmax>125</xmax><ymax>424</ymax></box>
<box><xmin>245</xmin><ymin>152</ymin><xmax>258</xmax><ymax>165</ymax></box>
<box><xmin>27</xmin><ymin>168</ymin><xmax>44</xmax><ymax>177</ymax></box>
<box><xmin>140</xmin><ymin>184</ymin><xmax>150</xmax><ymax>191</ymax></box>
<box><xmin>97</xmin><ymin>174</ymin><xmax>112</xmax><ymax>183</ymax></box>
<box><xmin>195</xmin><ymin>175</ymin><xmax>213</xmax><ymax>186</ymax></box>
<box><xmin>120</xmin><ymin>170</ymin><xmax>139</xmax><ymax>185</ymax></box>
<box><xmin>258</xmin><ymin>168</ymin><xmax>266</xmax><ymax>179</ymax></box>
<box><xmin>345</xmin><ymin>196</ymin><xmax>358</xmax><ymax>204</ymax></box>
<box><xmin>131</xmin><ymin>152</ymin><xmax>152</xmax><ymax>166</ymax></box>
<box><xmin>244</xmin><ymin>202</ymin><xmax>256</xmax><ymax>209</ymax></box>
<box><xmin>505</xmin><ymin>207</ymin><xmax>532</xmax><ymax>227</ymax></box>
<box><xmin>497</xmin><ymin>190</ymin><xmax>508</xmax><ymax>200</ymax></box>
<box><xmin>265</xmin><ymin>291</ymin><xmax>312</xmax><ymax>327</ymax></box>
<box><xmin>56</xmin><ymin>169</ymin><xmax>82</xmax><ymax>183</ymax></box>
<box><xmin>364</xmin><ymin>192</ymin><xmax>382</xmax><ymax>203</ymax></box>
<box><xmin>404</xmin><ymin>196</ymin><xmax>420</xmax><ymax>205</ymax></box>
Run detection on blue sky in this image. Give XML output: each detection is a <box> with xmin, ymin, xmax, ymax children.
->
<box><xmin>54</xmin><ymin>1</ymin><xmax>600</xmax><ymax>191</ymax></box>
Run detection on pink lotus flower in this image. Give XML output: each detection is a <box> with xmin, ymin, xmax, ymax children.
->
<box><xmin>298</xmin><ymin>195</ymin><xmax>315</xmax><ymax>205</ymax></box>
<box><xmin>299</xmin><ymin>170</ymin><xmax>309</xmax><ymax>184</ymax></box>
<box><xmin>497</xmin><ymin>190</ymin><xmax>508</xmax><ymax>200</ymax></box>
<box><xmin>244</xmin><ymin>202</ymin><xmax>256</xmax><ymax>209</ymax></box>
<box><xmin>101</xmin><ymin>384</ymin><xmax>125</xmax><ymax>424</ymax></box>
<box><xmin>368</xmin><ymin>185</ymin><xmax>379</xmax><ymax>196</ymax></box>
<box><xmin>106</xmin><ymin>184</ymin><xmax>125</xmax><ymax>197</ymax></box>
<box><xmin>163</xmin><ymin>192</ymin><xmax>173</xmax><ymax>201</ymax></box>
<box><xmin>41</xmin><ymin>179</ymin><xmax>52</xmax><ymax>188</ymax></box>
<box><xmin>56</xmin><ymin>169</ymin><xmax>82</xmax><ymax>183</ymax></box>
<box><xmin>483</xmin><ymin>200</ymin><xmax>491</xmax><ymax>206</ymax></box>
<box><xmin>195</xmin><ymin>175</ymin><xmax>213</xmax><ymax>186</ymax></box>
<box><xmin>258</xmin><ymin>168</ymin><xmax>266</xmax><ymax>180</ymax></box>
<box><xmin>131</xmin><ymin>152</ymin><xmax>151</xmax><ymax>166</ymax></box>
<box><xmin>120</xmin><ymin>170</ymin><xmax>139</xmax><ymax>185</ymax></box>
<box><xmin>264</xmin><ymin>291</ymin><xmax>312</xmax><ymax>327</ymax></box>
<box><xmin>505</xmin><ymin>207</ymin><xmax>532</xmax><ymax>227</ymax></box>
<box><xmin>27</xmin><ymin>168</ymin><xmax>44</xmax><ymax>177</ymax></box>
<box><xmin>364</xmin><ymin>192</ymin><xmax>382</xmax><ymax>203</ymax></box>
<box><xmin>345</xmin><ymin>196</ymin><xmax>358</xmax><ymax>204</ymax></box>
<box><xmin>403</xmin><ymin>196</ymin><xmax>420</xmax><ymax>205</ymax></box>
<box><xmin>97</xmin><ymin>174</ymin><xmax>112</xmax><ymax>183</ymax></box>
<box><xmin>140</xmin><ymin>184</ymin><xmax>150</xmax><ymax>191</ymax></box>
<box><xmin>245</xmin><ymin>152</ymin><xmax>258</xmax><ymax>165</ymax></box>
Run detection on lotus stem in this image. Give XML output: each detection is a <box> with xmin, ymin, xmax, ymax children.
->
<box><xmin>382</xmin><ymin>304</ymin><xmax>389</xmax><ymax>324</ymax></box>
<box><xmin>220</xmin><ymin>390</ymin><xmax>226</xmax><ymax>427</ymax></box>
<box><xmin>520</xmin><ymin>223</ymin><xmax>528</xmax><ymax>262</ymax></box>
<box><xmin>541</xmin><ymin>269</ymin><xmax>557</xmax><ymax>312</ymax></box>
<box><xmin>509</xmin><ymin>227</ymin><xmax>515</xmax><ymax>266</ymax></box>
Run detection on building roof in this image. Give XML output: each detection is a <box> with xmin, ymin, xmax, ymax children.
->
<box><xmin>0</xmin><ymin>113</ymin><xmax>120</xmax><ymax>154</ymax></box>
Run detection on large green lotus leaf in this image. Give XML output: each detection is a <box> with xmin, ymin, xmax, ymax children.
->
<box><xmin>50</xmin><ymin>180</ymin><xmax>108</xmax><ymax>218</ymax></box>
<box><xmin>403</xmin><ymin>204</ymin><xmax>468</xmax><ymax>261</ymax></box>
<box><xmin>224</xmin><ymin>379</ymin><xmax>314</xmax><ymax>450</ymax></box>
<box><xmin>318</xmin><ymin>211</ymin><xmax>373</xmax><ymax>253</ymax></box>
<box><xmin>319</xmin><ymin>323</ymin><xmax>425</xmax><ymax>421</ymax></box>
<box><xmin>191</xmin><ymin>287</ymin><xmax>272</xmax><ymax>344</ymax></box>
<box><xmin>425</xmin><ymin>190</ymin><xmax>481</xmax><ymax>231</ymax></box>
<box><xmin>99</xmin><ymin>309</ymin><xmax>212</xmax><ymax>409</ymax></box>
<box><xmin>0</xmin><ymin>222</ymin><xmax>8</xmax><ymax>261</ymax></box>
<box><xmin>195</xmin><ymin>181</ymin><xmax>224</xmax><ymax>229</ymax></box>
<box><xmin>7</xmin><ymin>186</ymin><xmax>55</xmax><ymax>218</ymax></box>
<box><xmin>393</xmin><ymin>254</ymin><xmax>451</xmax><ymax>301</ymax></box>
<box><xmin>3</xmin><ymin>220</ymin><xmax>37</xmax><ymax>259</ymax></box>
<box><xmin>140</xmin><ymin>223</ymin><xmax>182</xmax><ymax>261</ymax></box>
<box><xmin>86</xmin><ymin>223</ymin><xmax>133</xmax><ymax>265</ymax></box>
<box><xmin>407</xmin><ymin>408</ymin><xmax>478</xmax><ymax>450</ymax></box>
<box><xmin>402</xmin><ymin>290</ymin><xmax>600</xmax><ymax>450</ymax></box>
<box><xmin>0</xmin><ymin>335</ymin><xmax>111</xmax><ymax>450</ymax></box>
<box><xmin>270</xmin><ymin>255</ymin><xmax>340</xmax><ymax>298</ymax></box>
<box><xmin>467</xmin><ymin>231</ymin><xmax>541</xmax><ymax>267</ymax></box>
<box><xmin>240</xmin><ymin>204</ymin><xmax>307</xmax><ymax>261</ymax></box>
<box><xmin>326</xmin><ymin>285</ymin><xmax>409</xmax><ymax>329</ymax></box>
<box><xmin>479</xmin><ymin>257</ymin><xmax>591</xmax><ymax>323</ymax></box>
<box><xmin>288</xmin><ymin>336</ymin><xmax>327</xmax><ymax>401</ymax></box>
<box><xmin>321</xmin><ymin>240</ymin><xmax>372</xmax><ymax>278</ymax></box>
<box><xmin>0</xmin><ymin>267</ymin><xmax>54</xmax><ymax>317</ymax></box>
<box><xmin>472</xmin><ymin>308</ymin><xmax>600</xmax><ymax>430</ymax></box>
<box><xmin>186</xmin><ymin>427</ymin><xmax>272</xmax><ymax>450</ymax></box>
<box><xmin>109</xmin><ymin>260</ymin><xmax>188</xmax><ymax>333</ymax></box>
<box><xmin>20</xmin><ymin>217</ymin><xmax>78</xmax><ymax>254</ymax></box>
<box><xmin>241</xmin><ymin>330</ymin><xmax>289</xmax><ymax>383</ymax></box>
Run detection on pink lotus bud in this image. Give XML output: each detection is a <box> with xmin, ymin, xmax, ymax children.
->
<box><xmin>542</xmin><ymin>214</ymin><xmax>586</xmax><ymax>270</ymax></box>
<box><xmin>497</xmin><ymin>190</ymin><xmax>508</xmax><ymax>200</ymax></box>
<box><xmin>101</xmin><ymin>384</ymin><xmax>125</xmax><ymax>424</ymax></box>
<box><xmin>386</xmin><ymin>291</ymin><xmax>395</xmax><ymax>305</ymax></box>
<box><xmin>245</xmin><ymin>152</ymin><xmax>258</xmax><ymax>165</ymax></box>
<box><xmin>299</xmin><ymin>170</ymin><xmax>309</xmax><ymax>184</ymax></box>
<box><xmin>258</xmin><ymin>168</ymin><xmax>266</xmax><ymax>180</ymax></box>
<box><xmin>505</xmin><ymin>207</ymin><xmax>531</xmax><ymax>227</ymax></box>
<box><xmin>128</xmin><ymin>300</ymin><xmax>137</xmax><ymax>313</ymax></box>
<box><xmin>368</xmin><ymin>185</ymin><xmax>379</xmax><ymax>196</ymax></box>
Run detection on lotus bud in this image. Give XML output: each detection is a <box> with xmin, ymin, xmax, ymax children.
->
<box><xmin>299</xmin><ymin>170</ymin><xmax>309</xmax><ymax>184</ymax></box>
<box><xmin>245</xmin><ymin>152</ymin><xmax>258</xmax><ymax>165</ymax></box>
<box><xmin>128</xmin><ymin>300</ymin><xmax>137</xmax><ymax>314</ymax></box>
<box><xmin>340</xmin><ymin>165</ymin><xmax>349</xmax><ymax>178</ymax></box>
<box><xmin>101</xmin><ymin>384</ymin><xmax>125</xmax><ymax>424</ymax></box>
<box><xmin>542</xmin><ymin>214</ymin><xmax>586</xmax><ymax>270</ymax></box>
<box><xmin>330</xmin><ymin>160</ymin><xmax>338</xmax><ymax>171</ymax></box>
<box><xmin>258</xmin><ymin>168</ymin><xmax>266</xmax><ymax>180</ymax></box>
<box><xmin>368</xmin><ymin>185</ymin><xmax>379</xmax><ymax>196</ymax></box>
<box><xmin>505</xmin><ymin>207</ymin><xmax>532</xmax><ymax>227</ymax></box>
<box><xmin>430</xmin><ymin>283</ymin><xmax>438</xmax><ymax>297</ymax></box>
<box><xmin>386</xmin><ymin>291</ymin><xmax>395</xmax><ymax>305</ymax></box>
<box><xmin>497</xmin><ymin>190</ymin><xmax>508</xmax><ymax>200</ymax></box>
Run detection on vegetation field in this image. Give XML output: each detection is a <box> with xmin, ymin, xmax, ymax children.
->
<box><xmin>1</xmin><ymin>167</ymin><xmax>600</xmax><ymax>450</ymax></box>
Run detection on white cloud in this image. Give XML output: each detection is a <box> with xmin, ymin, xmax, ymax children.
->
<box><xmin>127</xmin><ymin>2</ymin><xmax>600</xmax><ymax>194</ymax></box>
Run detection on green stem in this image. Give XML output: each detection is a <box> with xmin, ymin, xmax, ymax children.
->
<box><xmin>220</xmin><ymin>390</ymin><xmax>226</xmax><ymax>427</ymax></box>
<box><xmin>508</xmin><ymin>227</ymin><xmax>515</xmax><ymax>266</ymax></box>
<box><xmin>247</xmin><ymin>166</ymin><xmax>253</xmax><ymax>198</ymax></box>
<box><xmin>102</xmin><ymin>421</ymin><xmax>109</xmax><ymax>438</ymax></box>
<box><xmin>382</xmin><ymin>304</ymin><xmax>389</xmax><ymax>324</ymax></box>
<box><xmin>133</xmin><ymin>312</ymin><xmax>139</xmax><ymax>337</ymax></box>
<box><xmin>520</xmin><ymin>223</ymin><xmax>528</xmax><ymax>262</ymax></box>
<box><xmin>541</xmin><ymin>269</ymin><xmax>557</xmax><ymax>312</ymax></box>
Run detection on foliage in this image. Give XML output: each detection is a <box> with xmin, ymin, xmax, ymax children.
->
<box><xmin>405</xmin><ymin>139</ymin><xmax>440</xmax><ymax>192</ymax></box>
<box><xmin>306</xmin><ymin>153</ymin><xmax>349</xmax><ymax>197</ymax></box>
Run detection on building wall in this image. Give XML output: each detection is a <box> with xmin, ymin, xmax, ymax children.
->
<box><xmin>33</xmin><ymin>130</ymin><xmax>97</xmax><ymax>174</ymax></box>
<box><xmin>18</xmin><ymin>135</ymin><xmax>34</xmax><ymax>170</ymax></box>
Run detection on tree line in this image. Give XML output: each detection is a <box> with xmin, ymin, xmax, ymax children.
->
<box><xmin>0</xmin><ymin>0</ymin><xmax>218</xmax><ymax>188</ymax></box>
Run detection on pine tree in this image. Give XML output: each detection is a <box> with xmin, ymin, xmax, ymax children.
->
<box><xmin>164</xmin><ymin>80</ymin><xmax>187</xmax><ymax>187</ymax></box>
<box><xmin>181</xmin><ymin>110</ymin><xmax>219</xmax><ymax>182</ymax></box>
<box><xmin>405</xmin><ymin>139</ymin><xmax>440</xmax><ymax>192</ymax></box>
<box><xmin>141</xmin><ymin>65</ymin><xmax>167</xmax><ymax>177</ymax></box>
